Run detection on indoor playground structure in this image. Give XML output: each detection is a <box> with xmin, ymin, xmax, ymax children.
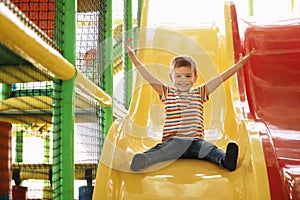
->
<box><xmin>0</xmin><ymin>0</ymin><xmax>299</xmax><ymax>199</ymax></box>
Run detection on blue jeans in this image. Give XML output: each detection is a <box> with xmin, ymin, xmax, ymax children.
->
<box><xmin>144</xmin><ymin>137</ymin><xmax>225</xmax><ymax>166</ymax></box>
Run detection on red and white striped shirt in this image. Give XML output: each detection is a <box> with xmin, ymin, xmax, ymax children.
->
<box><xmin>160</xmin><ymin>85</ymin><xmax>209</xmax><ymax>142</ymax></box>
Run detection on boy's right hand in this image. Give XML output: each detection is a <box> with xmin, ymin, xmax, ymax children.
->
<box><xmin>125</xmin><ymin>38</ymin><xmax>141</xmax><ymax>69</ymax></box>
<box><xmin>125</xmin><ymin>38</ymin><xmax>135</xmax><ymax>57</ymax></box>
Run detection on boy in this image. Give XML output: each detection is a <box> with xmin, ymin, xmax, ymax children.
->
<box><xmin>125</xmin><ymin>38</ymin><xmax>256</xmax><ymax>172</ymax></box>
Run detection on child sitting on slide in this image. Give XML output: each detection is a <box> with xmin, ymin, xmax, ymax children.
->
<box><xmin>125</xmin><ymin>38</ymin><xmax>256</xmax><ymax>172</ymax></box>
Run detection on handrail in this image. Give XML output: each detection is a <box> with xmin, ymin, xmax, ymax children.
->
<box><xmin>75</xmin><ymin>70</ymin><xmax>112</xmax><ymax>107</ymax></box>
<box><xmin>0</xmin><ymin>2</ymin><xmax>75</xmax><ymax>80</ymax></box>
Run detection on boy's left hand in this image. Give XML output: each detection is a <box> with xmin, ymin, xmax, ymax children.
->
<box><xmin>239</xmin><ymin>48</ymin><xmax>256</xmax><ymax>62</ymax></box>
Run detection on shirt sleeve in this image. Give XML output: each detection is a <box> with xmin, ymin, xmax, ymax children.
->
<box><xmin>159</xmin><ymin>85</ymin><xmax>169</xmax><ymax>102</ymax></box>
<box><xmin>198</xmin><ymin>84</ymin><xmax>209</xmax><ymax>102</ymax></box>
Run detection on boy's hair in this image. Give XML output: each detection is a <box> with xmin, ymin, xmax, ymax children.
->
<box><xmin>170</xmin><ymin>55</ymin><xmax>197</xmax><ymax>75</ymax></box>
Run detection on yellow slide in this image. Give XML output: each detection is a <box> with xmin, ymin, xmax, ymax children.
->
<box><xmin>93</xmin><ymin>1</ymin><xmax>270</xmax><ymax>199</ymax></box>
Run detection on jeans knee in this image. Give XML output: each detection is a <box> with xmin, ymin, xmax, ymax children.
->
<box><xmin>198</xmin><ymin>142</ymin><xmax>217</xmax><ymax>159</ymax></box>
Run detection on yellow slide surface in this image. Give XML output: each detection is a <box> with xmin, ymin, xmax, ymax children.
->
<box><xmin>93</xmin><ymin>1</ymin><xmax>270</xmax><ymax>199</ymax></box>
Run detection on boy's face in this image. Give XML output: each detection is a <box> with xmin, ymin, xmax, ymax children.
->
<box><xmin>169</xmin><ymin>66</ymin><xmax>198</xmax><ymax>92</ymax></box>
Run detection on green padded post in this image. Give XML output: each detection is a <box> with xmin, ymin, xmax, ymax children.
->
<box><xmin>248</xmin><ymin>0</ymin><xmax>254</xmax><ymax>16</ymax></box>
<box><xmin>52</xmin><ymin>0</ymin><xmax>76</xmax><ymax>199</ymax></box>
<box><xmin>124</xmin><ymin>0</ymin><xmax>133</xmax><ymax>109</ymax></box>
<box><xmin>0</xmin><ymin>84</ymin><xmax>12</xmax><ymax>100</ymax></box>
<box><xmin>102</xmin><ymin>0</ymin><xmax>113</xmax><ymax>137</ymax></box>
<box><xmin>15</xmin><ymin>130</ymin><xmax>23</xmax><ymax>163</ymax></box>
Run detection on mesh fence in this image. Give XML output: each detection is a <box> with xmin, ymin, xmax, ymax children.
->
<box><xmin>0</xmin><ymin>0</ymin><xmax>61</xmax><ymax>198</ymax></box>
<box><xmin>0</xmin><ymin>0</ymin><xmax>104</xmax><ymax>198</ymax></box>
<box><xmin>0</xmin><ymin>0</ymin><xmax>63</xmax><ymax>198</ymax></box>
<box><xmin>75</xmin><ymin>3</ymin><xmax>106</xmax><ymax>198</ymax></box>
<box><xmin>0</xmin><ymin>0</ymin><xmax>141</xmax><ymax>199</ymax></box>
<box><xmin>10</xmin><ymin>0</ymin><xmax>55</xmax><ymax>39</ymax></box>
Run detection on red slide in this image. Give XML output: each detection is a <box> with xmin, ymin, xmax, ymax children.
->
<box><xmin>241</xmin><ymin>17</ymin><xmax>300</xmax><ymax>200</ymax></box>
<box><xmin>229</xmin><ymin>2</ymin><xmax>300</xmax><ymax>199</ymax></box>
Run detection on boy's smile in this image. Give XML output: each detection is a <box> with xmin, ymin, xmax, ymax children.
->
<box><xmin>170</xmin><ymin>66</ymin><xmax>198</xmax><ymax>93</ymax></box>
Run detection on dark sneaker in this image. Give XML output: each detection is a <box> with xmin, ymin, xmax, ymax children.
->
<box><xmin>130</xmin><ymin>153</ymin><xmax>149</xmax><ymax>172</ymax></box>
<box><xmin>222</xmin><ymin>142</ymin><xmax>239</xmax><ymax>171</ymax></box>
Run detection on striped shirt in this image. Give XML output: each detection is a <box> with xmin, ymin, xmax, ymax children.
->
<box><xmin>160</xmin><ymin>85</ymin><xmax>209</xmax><ymax>142</ymax></box>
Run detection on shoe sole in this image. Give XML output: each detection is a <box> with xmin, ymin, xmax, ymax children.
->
<box><xmin>224</xmin><ymin>142</ymin><xmax>239</xmax><ymax>171</ymax></box>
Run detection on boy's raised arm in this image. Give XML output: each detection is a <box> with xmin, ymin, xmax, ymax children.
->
<box><xmin>206</xmin><ymin>48</ymin><xmax>256</xmax><ymax>95</ymax></box>
<box><xmin>125</xmin><ymin>39</ymin><xmax>164</xmax><ymax>96</ymax></box>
